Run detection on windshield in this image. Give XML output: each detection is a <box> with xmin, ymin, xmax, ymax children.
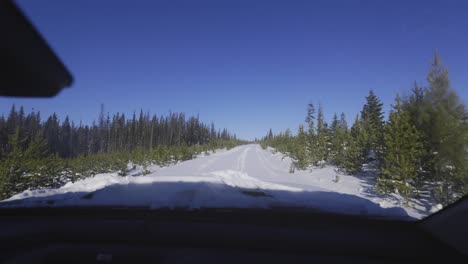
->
<box><xmin>0</xmin><ymin>0</ymin><xmax>467</xmax><ymax>221</ymax></box>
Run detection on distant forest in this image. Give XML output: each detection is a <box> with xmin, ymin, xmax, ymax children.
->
<box><xmin>0</xmin><ymin>105</ymin><xmax>237</xmax><ymax>159</ymax></box>
<box><xmin>0</xmin><ymin>107</ymin><xmax>243</xmax><ymax>199</ymax></box>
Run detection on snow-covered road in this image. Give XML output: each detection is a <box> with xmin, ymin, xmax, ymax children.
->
<box><xmin>1</xmin><ymin>144</ymin><xmax>431</xmax><ymax>220</ymax></box>
<box><xmin>156</xmin><ymin>144</ymin><xmax>308</xmax><ymax>184</ymax></box>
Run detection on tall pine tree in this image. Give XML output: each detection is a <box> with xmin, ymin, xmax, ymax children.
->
<box><xmin>360</xmin><ymin>90</ymin><xmax>385</xmax><ymax>162</ymax></box>
<box><xmin>291</xmin><ymin>125</ymin><xmax>308</xmax><ymax>170</ymax></box>
<box><xmin>377</xmin><ymin>96</ymin><xmax>422</xmax><ymax>199</ymax></box>
<box><xmin>315</xmin><ymin>104</ymin><xmax>328</xmax><ymax>164</ymax></box>
<box><xmin>421</xmin><ymin>52</ymin><xmax>468</xmax><ymax>204</ymax></box>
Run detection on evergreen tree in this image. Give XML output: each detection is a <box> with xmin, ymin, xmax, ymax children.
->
<box><xmin>305</xmin><ymin>102</ymin><xmax>318</xmax><ymax>165</ymax></box>
<box><xmin>59</xmin><ymin>116</ymin><xmax>72</xmax><ymax>157</ymax></box>
<box><xmin>344</xmin><ymin>115</ymin><xmax>365</xmax><ymax>174</ymax></box>
<box><xmin>291</xmin><ymin>125</ymin><xmax>308</xmax><ymax>170</ymax></box>
<box><xmin>305</xmin><ymin>102</ymin><xmax>315</xmax><ymax>134</ymax></box>
<box><xmin>267</xmin><ymin>128</ymin><xmax>273</xmax><ymax>140</ymax></box>
<box><xmin>315</xmin><ymin>104</ymin><xmax>328</xmax><ymax>164</ymax></box>
<box><xmin>6</xmin><ymin>104</ymin><xmax>18</xmax><ymax>137</ymax></box>
<box><xmin>340</xmin><ymin>112</ymin><xmax>348</xmax><ymax>131</ymax></box>
<box><xmin>328</xmin><ymin>113</ymin><xmax>340</xmax><ymax>163</ymax></box>
<box><xmin>421</xmin><ymin>52</ymin><xmax>468</xmax><ymax>204</ymax></box>
<box><xmin>329</xmin><ymin>113</ymin><xmax>348</xmax><ymax>167</ymax></box>
<box><xmin>0</xmin><ymin>128</ymin><xmax>25</xmax><ymax>199</ymax></box>
<box><xmin>360</xmin><ymin>90</ymin><xmax>385</xmax><ymax>161</ymax></box>
<box><xmin>0</xmin><ymin>116</ymin><xmax>6</xmax><ymax>159</ymax></box>
<box><xmin>402</xmin><ymin>81</ymin><xmax>429</xmax><ymax>181</ymax></box>
<box><xmin>25</xmin><ymin>132</ymin><xmax>63</xmax><ymax>189</ymax></box>
<box><xmin>377</xmin><ymin>96</ymin><xmax>423</xmax><ymax>199</ymax></box>
<box><xmin>43</xmin><ymin>113</ymin><xmax>60</xmax><ymax>155</ymax></box>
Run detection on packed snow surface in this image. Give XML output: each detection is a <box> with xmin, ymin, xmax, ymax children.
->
<box><xmin>1</xmin><ymin>144</ymin><xmax>434</xmax><ymax>220</ymax></box>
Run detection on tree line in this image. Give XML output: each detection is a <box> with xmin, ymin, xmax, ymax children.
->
<box><xmin>0</xmin><ymin>106</ymin><xmax>242</xmax><ymax>199</ymax></box>
<box><xmin>261</xmin><ymin>53</ymin><xmax>468</xmax><ymax>205</ymax></box>
<box><xmin>0</xmin><ymin>105</ymin><xmax>236</xmax><ymax>159</ymax></box>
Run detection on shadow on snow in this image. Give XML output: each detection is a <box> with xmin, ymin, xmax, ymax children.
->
<box><xmin>0</xmin><ymin>181</ymin><xmax>413</xmax><ymax>220</ymax></box>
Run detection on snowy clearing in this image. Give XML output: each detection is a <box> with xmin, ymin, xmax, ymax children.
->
<box><xmin>1</xmin><ymin>144</ymin><xmax>435</xmax><ymax>220</ymax></box>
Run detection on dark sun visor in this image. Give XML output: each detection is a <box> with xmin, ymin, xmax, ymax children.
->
<box><xmin>0</xmin><ymin>0</ymin><xmax>73</xmax><ymax>97</ymax></box>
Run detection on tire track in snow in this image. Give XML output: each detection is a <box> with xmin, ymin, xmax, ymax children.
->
<box><xmin>240</xmin><ymin>147</ymin><xmax>250</xmax><ymax>172</ymax></box>
<box><xmin>196</xmin><ymin>146</ymin><xmax>245</xmax><ymax>173</ymax></box>
<box><xmin>236</xmin><ymin>146</ymin><xmax>250</xmax><ymax>172</ymax></box>
<box><xmin>254</xmin><ymin>145</ymin><xmax>281</xmax><ymax>177</ymax></box>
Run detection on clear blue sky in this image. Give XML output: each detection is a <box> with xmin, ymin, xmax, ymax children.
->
<box><xmin>1</xmin><ymin>0</ymin><xmax>467</xmax><ymax>140</ymax></box>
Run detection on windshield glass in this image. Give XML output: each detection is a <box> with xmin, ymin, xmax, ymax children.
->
<box><xmin>1</xmin><ymin>0</ymin><xmax>467</xmax><ymax>221</ymax></box>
